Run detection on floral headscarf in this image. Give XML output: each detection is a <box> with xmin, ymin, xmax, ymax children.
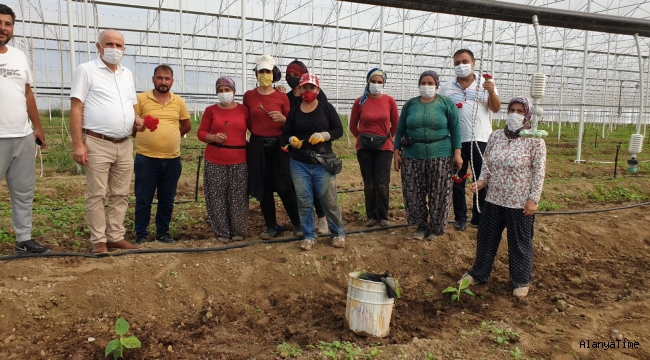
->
<box><xmin>359</xmin><ymin>68</ymin><xmax>386</xmax><ymax>106</ymax></box>
<box><xmin>215</xmin><ymin>76</ymin><xmax>236</xmax><ymax>93</ymax></box>
<box><xmin>504</xmin><ymin>96</ymin><xmax>532</xmax><ymax>139</ymax></box>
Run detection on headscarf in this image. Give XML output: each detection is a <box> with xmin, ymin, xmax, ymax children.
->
<box><xmin>418</xmin><ymin>70</ymin><xmax>440</xmax><ymax>87</ymax></box>
<box><xmin>359</xmin><ymin>68</ymin><xmax>387</xmax><ymax>106</ymax></box>
<box><xmin>286</xmin><ymin>60</ymin><xmax>308</xmax><ymax>82</ymax></box>
<box><xmin>215</xmin><ymin>76</ymin><xmax>236</xmax><ymax>93</ymax></box>
<box><xmin>504</xmin><ymin>96</ymin><xmax>533</xmax><ymax>139</ymax></box>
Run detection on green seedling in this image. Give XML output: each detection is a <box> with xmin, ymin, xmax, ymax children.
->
<box><xmin>423</xmin><ymin>351</ymin><xmax>437</xmax><ymax>359</ymax></box>
<box><xmin>105</xmin><ymin>318</ymin><xmax>141</xmax><ymax>359</ymax></box>
<box><xmin>275</xmin><ymin>342</ymin><xmax>302</xmax><ymax>358</ymax></box>
<box><xmin>317</xmin><ymin>340</ymin><xmax>381</xmax><ymax>359</ymax></box>
<box><xmin>442</xmin><ymin>279</ymin><xmax>474</xmax><ymax>302</ymax></box>
<box><xmin>511</xmin><ymin>347</ymin><xmax>522</xmax><ymax>359</ymax></box>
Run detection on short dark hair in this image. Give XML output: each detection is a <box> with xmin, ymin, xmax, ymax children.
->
<box><xmin>453</xmin><ymin>49</ymin><xmax>475</xmax><ymax>61</ymax></box>
<box><xmin>153</xmin><ymin>64</ymin><xmax>174</xmax><ymax>77</ymax></box>
<box><xmin>0</xmin><ymin>4</ymin><xmax>16</xmax><ymax>24</ymax></box>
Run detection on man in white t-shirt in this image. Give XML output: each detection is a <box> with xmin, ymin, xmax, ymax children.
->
<box><xmin>0</xmin><ymin>4</ymin><xmax>50</xmax><ymax>254</ymax></box>
<box><xmin>438</xmin><ymin>49</ymin><xmax>501</xmax><ymax>231</ymax></box>
<box><xmin>70</xmin><ymin>29</ymin><xmax>144</xmax><ymax>255</ymax></box>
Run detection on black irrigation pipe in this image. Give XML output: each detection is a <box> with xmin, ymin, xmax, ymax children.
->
<box><xmin>3</xmin><ymin>201</ymin><xmax>650</xmax><ymax>262</ymax></box>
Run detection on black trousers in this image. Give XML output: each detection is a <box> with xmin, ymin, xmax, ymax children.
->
<box><xmin>468</xmin><ymin>202</ymin><xmax>535</xmax><ymax>289</ymax></box>
<box><xmin>260</xmin><ymin>147</ymin><xmax>301</xmax><ymax>228</ymax></box>
<box><xmin>357</xmin><ymin>149</ymin><xmax>393</xmax><ymax>221</ymax></box>
<box><xmin>453</xmin><ymin>141</ymin><xmax>487</xmax><ymax>223</ymax></box>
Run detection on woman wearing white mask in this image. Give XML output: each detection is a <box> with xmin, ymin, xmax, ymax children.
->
<box><xmin>349</xmin><ymin>68</ymin><xmax>399</xmax><ymax>228</ymax></box>
<box><xmin>459</xmin><ymin>96</ymin><xmax>547</xmax><ymax>298</ymax></box>
<box><xmin>198</xmin><ymin>77</ymin><xmax>250</xmax><ymax>243</ymax></box>
<box><xmin>393</xmin><ymin>70</ymin><xmax>462</xmax><ymax>240</ymax></box>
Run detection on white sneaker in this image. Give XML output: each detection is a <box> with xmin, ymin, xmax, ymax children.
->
<box><xmin>458</xmin><ymin>272</ymin><xmax>477</xmax><ymax>286</ymax></box>
<box><xmin>331</xmin><ymin>237</ymin><xmax>346</xmax><ymax>248</ymax></box>
<box><xmin>513</xmin><ymin>287</ymin><xmax>529</xmax><ymax>298</ymax></box>
<box><xmin>317</xmin><ymin>217</ymin><xmax>328</xmax><ymax>234</ymax></box>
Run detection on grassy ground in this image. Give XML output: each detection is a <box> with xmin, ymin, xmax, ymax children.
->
<box><xmin>0</xmin><ymin>115</ymin><xmax>648</xmax><ymax>245</ymax></box>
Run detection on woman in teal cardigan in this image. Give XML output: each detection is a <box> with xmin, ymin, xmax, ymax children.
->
<box><xmin>393</xmin><ymin>70</ymin><xmax>463</xmax><ymax>240</ymax></box>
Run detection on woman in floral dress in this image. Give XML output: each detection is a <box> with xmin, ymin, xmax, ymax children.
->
<box><xmin>459</xmin><ymin>96</ymin><xmax>547</xmax><ymax>298</ymax></box>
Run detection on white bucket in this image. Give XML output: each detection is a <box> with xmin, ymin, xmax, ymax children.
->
<box><xmin>345</xmin><ymin>271</ymin><xmax>394</xmax><ymax>337</ymax></box>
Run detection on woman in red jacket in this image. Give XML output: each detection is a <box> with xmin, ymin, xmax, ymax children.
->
<box><xmin>349</xmin><ymin>68</ymin><xmax>399</xmax><ymax>227</ymax></box>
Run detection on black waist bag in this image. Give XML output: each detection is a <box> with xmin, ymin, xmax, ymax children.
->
<box><xmin>400</xmin><ymin>133</ymin><xmax>450</xmax><ymax>147</ymax></box>
<box><xmin>315</xmin><ymin>153</ymin><xmax>342</xmax><ymax>175</ymax></box>
<box><xmin>359</xmin><ymin>133</ymin><xmax>390</xmax><ymax>150</ymax></box>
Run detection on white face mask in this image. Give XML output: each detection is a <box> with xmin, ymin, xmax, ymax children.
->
<box><xmin>418</xmin><ymin>85</ymin><xmax>437</xmax><ymax>99</ymax></box>
<box><xmin>368</xmin><ymin>83</ymin><xmax>383</xmax><ymax>95</ymax></box>
<box><xmin>100</xmin><ymin>46</ymin><xmax>124</xmax><ymax>65</ymax></box>
<box><xmin>218</xmin><ymin>92</ymin><xmax>234</xmax><ymax>105</ymax></box>
<box><xmin>506</xmin><ymin>113</ymin><xmax>525</xmax><ymax>132</ymax></box>
<box><xmin>454</xmin><ymin>63</ymin><xmax>473</xmax><ymax>78</ymax></box>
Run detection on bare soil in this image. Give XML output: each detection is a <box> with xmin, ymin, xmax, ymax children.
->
<box><xmin>1</xmin><ymin>202</ymin><xmax>649</xmax><ymax>359</ymax></box>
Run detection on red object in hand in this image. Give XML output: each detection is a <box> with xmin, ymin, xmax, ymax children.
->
<box><xmin>257</xmin><ymin>102</ymin><xmax>269</xmax><ymax>113</ymax></box>
<box><xmin>452</xmin><ymin>171</ymin><xmax>471</xmax><ymax>184</ymax></box>
<box><xmin>280</xmin><ymin>145</ymin><xmax>289</xmax><ymax>153</ymax></box>
<box><xmin>143</xmin><ymin>115</ymin><xmax>160</xmax><ymax>132</ymax></box>
<box><xmin>456</xmin><ymin>102</ymin><xmax>463</xmax><ymax>109</ymax></box>
<box><xmin>482</xmin><ymin>73</ymin><xmax>493</xmax><ymax>80</ymax></box>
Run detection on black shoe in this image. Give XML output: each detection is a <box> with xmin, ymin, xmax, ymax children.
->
<box><xmin>469</xmin><ymin>218</ymin><xmax>480</xmax><ymax>228</ymax></box>
<box><xmin>14</xmin><ymin>239</ymin><xmax>51</xmax><ymax>254</ymax></box>
<box><xmin>155</xmin><ymin>233</ymin><xmax>175</xmax><ymax>244</ymax></box>
<box><xmin>412</xmin><ymin>226</ymin><xmax>428</xmax><ymax>240</ymax></box>
<box><xmin>260</xmin><ymin>227</ymin><xmax>277</xmax><ymax>240</ymax></box>
<box><xmin>134</xmin><ymin>234</ymin><xmax>147</xmax><ymax>244</ymax></box>
<box><xmin>454</xmin><ymin>220</ymin><xmax>467</xmax><ymax>231</ymax></box>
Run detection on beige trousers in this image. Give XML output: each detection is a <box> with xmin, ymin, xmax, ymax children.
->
<box><xmin>84</xmin><ymin>134</ymin><xmax>133</xmax><ymax>244</ymax></box>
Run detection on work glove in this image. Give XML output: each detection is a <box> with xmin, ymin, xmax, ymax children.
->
<box><xmin>358</xmin><ymin>270</ymin><xmax>400</xmax><ymax>299</ymax></box>
<box><xmin>289</xmin><ymin>136</ymin><xmax>303</xmax><ymax>149</ymax></box>
<box><xmin>309</xmin><ymin>132</ymin><xmax>331</xmax><ymax>145</ymax></box>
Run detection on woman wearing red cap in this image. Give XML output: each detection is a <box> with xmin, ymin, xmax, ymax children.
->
<box><xmin>244</xmin><ymin>54</ymin><xmax>303</xmax><ymax>240</ymax></box>
<box><xmin>283</xmin><ymin>73</ymin><xmax>345</xmax><ymax>251</ymax></box>
<box><xmin>285</xmin><ymin>59</ymin><xmax>329</xmax><ymax>234</ymax></box>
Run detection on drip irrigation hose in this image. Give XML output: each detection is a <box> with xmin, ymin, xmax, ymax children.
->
<box><xmin>2</xmin><ymin>201</ymin><xmax>649</xmax><ymax>262</ymax></box>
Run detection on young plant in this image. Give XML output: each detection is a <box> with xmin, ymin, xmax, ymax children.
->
<box><xmin>105</xmin><ymin>318</ymin><xmax>141</xmax><ymax>359</ymax></box>
<box><xmin>275</xmin><ymin>342</ymin><xmax>302</xmax><ymax>358</ymax></box>
<box><xmin>442</xmin><ymin>279</ymin><xmax>475</xmax><ymax>302</ymax></box>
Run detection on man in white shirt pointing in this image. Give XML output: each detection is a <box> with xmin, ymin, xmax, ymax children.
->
<box><xmin>70</xmin><ymin>29</ymin><xmax>143</xmax><ymax>255</ymax></box>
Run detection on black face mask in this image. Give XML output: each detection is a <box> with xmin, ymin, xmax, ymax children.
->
<box><xmin>287</xmin><ymin>77</ymin><xmax>300</xmax><ymax>89</ymax></box>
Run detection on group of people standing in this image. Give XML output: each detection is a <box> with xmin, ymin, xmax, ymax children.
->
<box><xmin>0</xmin><ymin>9</ymin><xmax>546</xmax><ymax>297</ymax></box>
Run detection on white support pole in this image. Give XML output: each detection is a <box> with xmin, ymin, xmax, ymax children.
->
<box><xmin>558</xmin><ymin>28</ymin><xmax>566</xmax><ymax>141</ymax></box>
<box><xmin>633</xmin><ymin>33</ymin><xmax>644</xmax><ymax>135</ymax></box>
<box><xmin>66</xmin><ymin>0</ymin><xmax>76</xmax><ymax>76</ymax></box>
<box><xmin>335</xmin><ymin>3</ymin><xmax>339</xmax><ymax>111</ymax></box>
<box><xmin>179</xmin><ymin>0</ymin><xmax>185</xmax><ymax>92</ymax></box>
<box><xmin>490</xmin><ymin>19</ymin><xmax>495</xmax><ymax>123</ymax></box>
<box><xmin>603</xmin><ymin>36</ymin><xmax>610</xmax><ymax>138</ymax></box>
<box><xmin>83</xmin><ymin>0</ymin><xmax>91</xmax><ymax>61</ymax></box>
<box><xmin>262</xmin><ymin>0</ymin><xmax>266</xmax><ymax>54</ymax></box>
<box><xmin>401</xmin><ymin>9</ymin><xmax>405</xmax><ymax>102</ymax></box>
<box><xmin>575</xmin><ymin>0</ymin><xmax>591</xmax><ymax>163</ymax></box>
<box><xmin>379</xmin><ymin>6</ymin><xmax>384</xmax><ymax>69</ymax></box>
<box><xmin>241</xmin><ymin>0</ymin><xmax>247</xmax><ymax>92</ymax></box>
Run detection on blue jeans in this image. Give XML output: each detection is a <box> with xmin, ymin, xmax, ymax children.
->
<box><xmin>290</xmin><ymin>159</ymin><xmax>344</xmax><ymax>240</ymax></box>
<box><xmin>134</xmin><ymin>154</ymin><xmax>182</xmax><ymax>236</ymax></box>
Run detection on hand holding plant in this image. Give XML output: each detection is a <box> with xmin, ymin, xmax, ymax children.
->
<box><xmin>452</xmin><ymin>170</ymin><xmax>471</xmax><ymax>184</ymax></box>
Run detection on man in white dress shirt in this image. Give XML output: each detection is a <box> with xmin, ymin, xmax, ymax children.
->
<box><xmin>70</xmin><ymin>29</ymin><xmax>143</xmax><ymax>255</ymax></box>
<box><xmin>0</xmin><ymin>4</ymin><xmax>50</xmax><ymax>254</ymax></box>
<box><xmin>438</xmin><ymin>49</ymin><xmax>501</xmax><ymax>231</ymax></box>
